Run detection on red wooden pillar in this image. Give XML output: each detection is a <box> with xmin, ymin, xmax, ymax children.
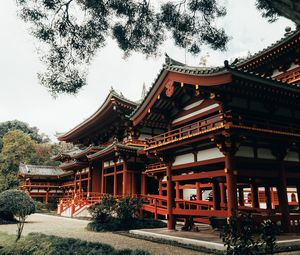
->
<box><xmin>132</xmin><ymin>172</ymin><xmax>136</xmax><ymax>195</ymax></box>
<box><xmin>175</xmin><ymin>182</ymin><xmax>180</xmax><ymax>199</ymax></box>
<box><xmin>74</xmin><ymin>172</ymin><xmax>77</xmax><ymax>194</ymax></box>
<box><xmin>297</xmin><ymin>185</ymin><xmax>300</xmax><ymax>211</ymax></box>
<box><xmin>277</xmin><ymin>162</ymin><xmax>291</xmax><ymax>232</ymax></box>
<box><xmin>101</xmin><ymin>162</ymin><xmax>105</xmax><ymax>194</ymax></box>
<box><xmin>167</xmin><ymin>164</ymin><xmax>175</xmax><ymax>230</ymax></box>
<box><xmin>225</xmin><ymin>154</ymin><xmax>238</xmax><ymax>217</ymax></box>
<box><xmin>251</xmin><ymin>183</ymin><xmax>259</xmax><ymax>208</ymax></box>
<box><xmin>87</xmin><ymin>167</ymin><xmax>91</xmax><ymax>196</ymax></box>
<box><xmin>196</xmin><ymin>182</ymin><xmax>201</xmax><ymax>200</ymax></box>
<box><xmin>220</xmin><ymin>182</ymin><xmax>226</xmax><ymax>208</ymax></box>
<box><xmin>123</xmin><ymin>162</ymin><xmax>128</xmax><ymax>197</ymax></box>
<box><xmin>265</xmin><ymin>186</ymin><xmax>272</xmax><ymax>210</ymax></box>
<box><xmin>141</xmin><ymin>173</ymin><xmax>146</xmax><ymax>196</ymax></box>
<box><xmin>159</xmin><ymin>180</ymin><xmax>163</xmax><ymax>196</ymax></box>
<box><xmin>79</xmin><ymin>171</ymin><xmax>82</xmax><ymax>194</ymax></box>
<box><xmin>113</xmin><ymin>162</ymin><xmax>117</xmax><ymax>197</ymax></box>
<box><xmin>212</xmin><ymin>180</ymin><xmax>221</xmax><ymax>210</ymax></box>
<box><xmin>238</xmin><ymin>187</ymin><xmax>244</xmax><ymax>206</ymax></box>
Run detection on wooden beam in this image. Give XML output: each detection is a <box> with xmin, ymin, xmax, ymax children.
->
<box><xmin>172</xmin><ymin>169</ymin><xmax>225</xmax><ymax>182</ymax></box>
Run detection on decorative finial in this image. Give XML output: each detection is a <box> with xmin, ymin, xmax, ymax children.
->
<box><xmin>110</xmin><ymin>86</ymin><xmax>115</xmax><ymax>92</ymax></box>
<box><xmin>141</xmin><ymin>83</ymin><xmax>147</xmax><ymax>98</ymax></box>
<box><xmin>224</xmin><ymin>60</ymin><xmax>229</xmax><ymax>67</ymax></box>
<box><xmin>284</xmin><ymin>26</ymin><xmax>292</xmax><ymax>36</ymax></box>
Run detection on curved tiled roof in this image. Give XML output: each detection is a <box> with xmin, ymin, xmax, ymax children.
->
<box><xmin>87</xmin><ymin>141</ymin><xmax>141</xmax><ymax>161</ymax></box>
<box><xmin>237</xmin><ymin>30</ymin><xmax>300</xmax><ymax>68</ymax></box>
<box><xmin>58</xmin><ymin>90</ymin><xmax>138</xmax><ymax>142</ymax></box>
<box><xmin>18</xmin><ymin>163</ymin><xmax>72</xmax><ymax>178</ymax></box>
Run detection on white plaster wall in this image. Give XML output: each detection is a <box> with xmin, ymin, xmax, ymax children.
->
<box><xmin>285</xmin><ymin>151</ymin><xmax>299</xmax><ymax>162</ymax></box>
<box><xmin>173</xmin><ymin>153</ymin><xmax>194</xmax><ymax>166</ymax></box>
<box><xmin>172</xmin><ymin>104</ymin><xmax>219</xmax><ymax>124</ymax></box>
<box><xmin>197</xmin><ymin>148</ymin><xmax>224</xmax><ymax>161</ymax></box>
<box><xmin>257</xmin><ymin>148</ymin><xmax>276</xmax><ymax>160</ymax></box>
<box><xmin>236</xmin><ymin>146</ymin><xmax>255</xmax><ymax>158</ymax></box>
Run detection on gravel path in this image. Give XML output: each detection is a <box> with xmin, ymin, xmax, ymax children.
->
<box><xmin>0</xmin><ymin>214</ymin><xmax>207</xmax><ymax>255</ymax></box>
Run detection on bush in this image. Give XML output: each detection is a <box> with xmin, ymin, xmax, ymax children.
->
<box><xmin>0</xmin><ymin>233</ymin><xmax>151</xmax><ymax>255</ymax></box>
<box><xmin>88</xmin><ymin>194</ymin><xmax>116</xmax><ymax>223</ymax></box>
<box><xmin>34</xmin><ymin>201</ymin><xmax>49</xmax><ymax>213</ymax></box>
<box><xmin>87</xmin><ymin>196</ymin><xmax>165</xmax><ymax>232</ymax></box>
<box><xmin>221</xmin><ymin>213</ymin><xmax>279</xmax><ymax>255</ymax></box>
<box><xmin>0</xmin><ymin>190</ymin><xmax>35</xmax><ymax>241</ymax></box>
<box><xmin>87</xmin><ymin>218</ymin><xmax>166</xmax><ymax>232</ymax></box>
<box><xmin>116</xmin><ymin>197</ymin><xmax>143</xmax><ymax>227</ymax></box>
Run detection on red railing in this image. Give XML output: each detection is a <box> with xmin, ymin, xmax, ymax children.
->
<box><xmin>146</xmin><ymin>113</ymin><xmax>224</xmax><ymax>148</ymax></box>
<box><xmin>124</xmin><ymin>139</ymin><xmax>147</xmax><ymax>146</ymax></box>
<box><xmin>175</xmin><ymin>199</ymin><xmax>214</xmax><ymax>211</ymax></box>
<box><xmin>145</xmin><ymin>162</ymin><xmax>167</xmax><ymax>174</ymax></box>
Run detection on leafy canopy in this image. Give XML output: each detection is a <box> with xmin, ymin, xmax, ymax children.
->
<box><xmin>16</xmin><ymin>0</ymin><xmax>228</xmax><ymax>95</ymax></box>
<box><xmin>16</xmin><ymin>0</ymin><xmax>299</xmax><ymax>96</ymax></box>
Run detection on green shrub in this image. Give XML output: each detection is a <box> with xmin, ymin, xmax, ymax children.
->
<box><xmin>221</xmin><ymin>213</ymin><xmax>279</xmax><ymax>255</ymax></box>
<box><xmin>0</xmin><ymin>190</ymin><xmax>35</xmax><ymax>241</ymax></box>
<box><xmin>116</xmin><ymin>197</ymin><xmax>143</xmax><ymax>227</ymax></box>
<box><xmin>88</xmin><ymin>194</ymin><xmax>116</xmax><ymax>223</ymax></box>
<box><xmin>0</xmin><ymin>233</ymin><xmax>151</xmax><ymax>255</ymax></box>
<box><xmin>87</xmin><ymin>218</ymin><xmax>166</xmax><ymax>232</ymax></box>
<box><xmin>34</xmin><ymin>200</ymin><xmax>49</xmax><ymax>213</ymax></box>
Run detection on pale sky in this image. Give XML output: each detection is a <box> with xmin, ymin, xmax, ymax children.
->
<box><xmin>0</xmin><ymin>0</ymin><xmax>295</xmax><ymax>141</ymax></box>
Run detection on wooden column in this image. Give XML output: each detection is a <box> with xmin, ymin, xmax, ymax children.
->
<box><xmin>159</xmin><ymin>180</ymin><xmax>163</xmax><ymax>196</ymax></box>
<box><xmin>220</xmin><ymin>182</ymin><xmax>227</xmax><ymax>208</ymax></box>
<box><xmin>167</xmin><ymin>163</ymin><xmax>175</xmax><ymax>230</ymax></box>
<box><xmin>238</xmin><ymin>187</ymin><xmax>244</xmax><ymax>206</ymax></box>
<box><xmin>141</xmin><ymin>173</ymin><xmax>146</xmax><ymax>196</ymax></box>
<box><xmin>101</xmin><ymin>161</ymin><xmax>105</xmax><ymax>194</ymax></box>
<box><xmin>265</xmin><ymin>186</ymin><xmax>272</xmax><ymax>210</ymax></box>
<box><xmin>196</xmin><ymin>182</ymin><xmax>201</xmax><ymax>200</ymax></box>
<box><xmin>212</xmin><ymin>180</ymin><xmax>221</xmax><ymax>210</ymax></box>
<box><xmin>175</xmin><ymin>182</ymin><xmax>180</xmax><ymax>199</ymax></box>
<box><xmin>123</xmin><ymin>162</ymin><xmax>128</xmax><ymax>197</ymax></box>
<box><xmin>74</xmin><ymin>172</ymin><xmax>77</xmax><ymax>193</ymax></box>
<box><xmin>277</xmin><ymin>162</ymin><xmax>291</xmax><ymax>232</ymax></box>
<box><xmin>225</xmin><ymin>154</ymin><xmax>238</xmax><ymax>217</ymax></box>
<box><xmin>79</xmin><ymin>170</ymin><xmax>82</xmax><ymax>193</ymax></box>
<box><xmin>87</xmin><ymin>167</ymin><xmax>91</xmax><ymax>196</ymax></box>
<box><xmin>297</xmin><ymin>185</ymin><xmax>300</xmax><ymax>211</ymax></box>
<box><xmin>251</xmin><ymin>183</ymin><xmax>259</xmax><ymax>208</ymax></box>
<box><xmin>113</xmin><ymin>162</ymin><xmax>117</xmax><ymax>197</ymax></box>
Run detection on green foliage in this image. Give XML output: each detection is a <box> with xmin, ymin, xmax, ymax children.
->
<box><xmin>87</xmin><ymin>218</ymin><xmax>167</xmax><ymax>232</ymax></box>
<box><xmin>261</xmin><ymin>220</ymin><xmax>278</xmax><ymax>255</ymax></box>
<box><xmin>0</xmin><ymin>190</ymin><xmax>35</xmax><ymax>241</ymax></box>
<box><xmin>0</xmin><ymin>232</ymin><xmax>151</xmax><ymax>255</ymax></box>
<box><xmin>89</xmin><ymin>194</ymin><xmax>116</xmax><ymax>223</ymax></box>
<box><xmin>221</xmin><ymin>213</ymin><xmax>279</xmax><ymax>255</ymax></box>
<box><xmin>88</xmin><ymin>196</ymin><xmax>165</xmax><ymax>232</ymax></box>
<box><xmin>116</xmin><ymin>196</ymin><xmax>143</xmax><ymax>226</ymax></box>
<box><xmin>0</xmin><ymin>129</ymin><xmax>59</xmax><ymax>192</ymax></box>
<box><xmin>16</xmin><ymin>0</ymin><xmax>229</xmax><ymax>95</ymax></box>
<box><xmin>0</xmin><ymin>120</ymin><xmax>49</xmax><ymax>145</ymax></box>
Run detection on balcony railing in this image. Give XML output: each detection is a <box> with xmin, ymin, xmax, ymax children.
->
<box><xmin>146</xmin><ymin>113</ymin><xmax>224</xmax><ymax>149</ymax></box>
<box><xmin>145</xmin><ymin>162</ymin><xmax>167</xmax><ymax>174</ymax></box>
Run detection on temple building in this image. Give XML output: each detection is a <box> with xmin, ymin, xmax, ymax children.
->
<box><xmin>20</xmin><ymin>29</ymin><xmax>300</xmax><ymax>232</ymax></box>
<box><xmin>17</xmin><ymin>164</ymin><xmax>73</xmax><ymax>204</ymax></box>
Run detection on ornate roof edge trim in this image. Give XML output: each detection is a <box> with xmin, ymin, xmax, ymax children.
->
<box><xmin>58</xmin><ymin>90</ymin><xmax>138</xmax><ymax>142</ymax></box>
<box><xmin>237</xmin><ymin>29</ymin><xmax>300</xmax><ymax>68</ymax></box>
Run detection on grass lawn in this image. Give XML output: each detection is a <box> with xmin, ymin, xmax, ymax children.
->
<box><xmin>0</xmin><ymin>231</ymin><xmax>150</xmax><ymax>255</ymax></box>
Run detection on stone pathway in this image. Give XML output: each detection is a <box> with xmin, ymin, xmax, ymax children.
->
<box><xmin>0</xmin><ymin>214</ymin><xmax>207</xmax><ymax>255</ymax></box>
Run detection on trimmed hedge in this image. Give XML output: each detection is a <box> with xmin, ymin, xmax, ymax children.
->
<box><xmin>0</xmin><ymin>233</ymin><xmax>151</xmax><ymax>255</ymax></box>
<box><xmin>87</xmin><ymin>218</ymin><xmax>167</xmax><ymax>232</ymax></box>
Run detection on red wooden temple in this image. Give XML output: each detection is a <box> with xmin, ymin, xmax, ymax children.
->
<box><xmin>19</xmin><ymin>29</ymin><xmax>300</xmax><ymax>232</ymax></box>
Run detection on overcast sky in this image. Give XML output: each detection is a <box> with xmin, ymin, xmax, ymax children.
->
<box><xmin>0</xmin><ymin>0</ymin><xmax>295</xmax><ymax>142</ymax></box>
